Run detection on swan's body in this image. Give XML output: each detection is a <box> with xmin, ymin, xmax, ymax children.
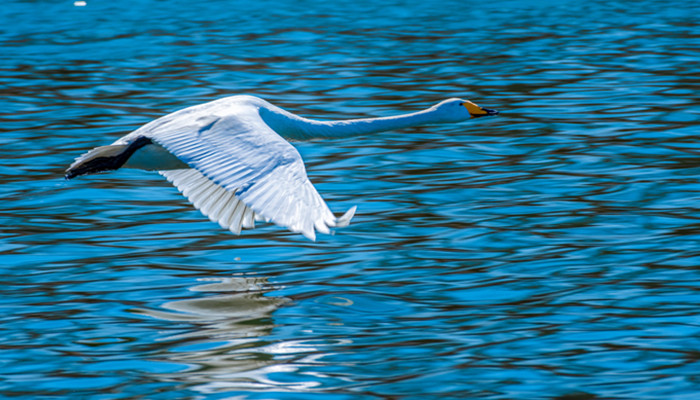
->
<box><xmin>66</xmin><ymin>95</ymin><xmax>498</xmax><ymax>240</ymax></box>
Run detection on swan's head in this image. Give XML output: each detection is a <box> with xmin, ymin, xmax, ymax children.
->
<box><xmin>432</xmin><ymin>98</ymin><xmax>499</xmax><ymax>122</ymax></box>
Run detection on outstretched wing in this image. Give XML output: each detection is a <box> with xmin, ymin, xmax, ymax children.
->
<box><xmin>131</xmin><ymin>99</ymin><xmax>354</xmax><ymax>240</ymax></box>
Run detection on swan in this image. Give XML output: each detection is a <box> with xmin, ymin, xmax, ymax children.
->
<box><xmin>66</xmin><ymin>95</ymin><xmax>498</xmax><ymax>240</ymax></box>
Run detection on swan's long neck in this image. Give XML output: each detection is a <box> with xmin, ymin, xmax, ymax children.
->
<box><xmin>261</xmin><ymin>106</ymin><xmax>441</xmax><ymax>141</ymax></box>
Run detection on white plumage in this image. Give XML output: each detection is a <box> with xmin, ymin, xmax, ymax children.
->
<box><xmin>66</xmin><ymin>95</ymin><xmax>497</xmax><ymax>240</ymax></box>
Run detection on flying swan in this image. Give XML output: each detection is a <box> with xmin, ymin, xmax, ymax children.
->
<box><xmin>66</xmin><ymin>95</ymin><xmax>498</xmax><ymax>240</ymax></box>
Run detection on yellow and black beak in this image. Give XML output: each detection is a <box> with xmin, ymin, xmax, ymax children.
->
<box><xmin>463</xmin><ymin>100</ymin><xmax>499</xmax><ymax>118</ymax></box>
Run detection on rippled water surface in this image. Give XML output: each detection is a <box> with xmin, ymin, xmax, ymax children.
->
<box><xmin>2</xmin><ymin>0</ymin><xmax>700</xmax><ymax>398</ymax></box>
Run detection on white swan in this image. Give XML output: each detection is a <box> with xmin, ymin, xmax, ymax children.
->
<box><xmin>66</xmin><ymin>95</ymin><xmax>498</xmax><ymax>240</ymax></box>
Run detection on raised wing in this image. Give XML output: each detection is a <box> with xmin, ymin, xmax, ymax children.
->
<box><xmin>132</xmin><ymin>99</ymin><xmax>354</xmax><ymax>240</ymax></box>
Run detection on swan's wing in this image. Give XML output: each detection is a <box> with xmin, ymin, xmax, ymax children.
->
<box><xmin>160</xmin><ymin>169</ymin><xmax>258</xmax><ymax>235</ymax></box>
<box><xmin>144</xmin><ymin>106</ymin><xmax>354</xmax><ymax>240</ymax></box>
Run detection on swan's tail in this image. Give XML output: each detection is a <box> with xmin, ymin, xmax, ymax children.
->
<box><xmin>65</xmin><ymin>137</ymin><xmax>152</xmax><ymax>180</ymax></box>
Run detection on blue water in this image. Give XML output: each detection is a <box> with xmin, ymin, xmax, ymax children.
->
<box><xmin>2</xmin><ymin>0</ymin><xmax>700</xmax><ymax>398</ymax></box>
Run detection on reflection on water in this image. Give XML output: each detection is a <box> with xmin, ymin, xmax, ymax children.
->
<box><xmin>133</xmin><ymin>276</ymin><xmax>314</xmax><ymax>393</ymax></box>
<box><xmin>2</xmin><ymin>0</ymin><xmax>700</xmax><ymax>398</ymax></box>
<box><xmin>136</xmin><ymin>277</ymin><xmax>285</xmax><ymax>323</ymax></box>
<box><xmin>135</xmin><ymin>276</ymin><xmax>359</xmax><ymax>396</ymax></box>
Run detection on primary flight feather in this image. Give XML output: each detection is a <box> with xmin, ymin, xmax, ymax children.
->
<box><xmin>66</xmin><ymin>95</ymin><xmax>498</xmax><ymax>240</ymax></box>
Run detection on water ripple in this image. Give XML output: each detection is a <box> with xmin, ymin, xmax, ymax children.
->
<box><xmin>2</xmin><ymin>0</ymin><xmax>700</xmax><ymax>398</ymax></box>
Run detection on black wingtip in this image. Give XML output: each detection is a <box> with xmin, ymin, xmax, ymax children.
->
<box><xmin>64</xmin><ymin>136</ymin><xmax>154</xmax><ymax>181</ymax></box>
<box><xmin>65</xmin><ymin>163</ymin><xmax>95</xmax><ymax>180</ymax></box>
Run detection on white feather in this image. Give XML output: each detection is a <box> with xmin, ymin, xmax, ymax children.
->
<box><xmin>160</xmin><ymin>169</ymin><xmax>259</xmax><ymax>233</ymax></box>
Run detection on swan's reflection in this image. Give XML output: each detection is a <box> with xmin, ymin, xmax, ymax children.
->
<box><xmin>135</xmin><ymin>275</ymin><xmax>353</xmax><ymax>394</ymax></box>
<box><xmin>134</xmin><ymin>275</ymin><xmax>292</xmax><ymax>377</ymax></box>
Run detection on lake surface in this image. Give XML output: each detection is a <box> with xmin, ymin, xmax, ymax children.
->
<box><xmin>2</xmin><ymin>0</ymin><xmax>700</xmax><ymax>398</ymax></box>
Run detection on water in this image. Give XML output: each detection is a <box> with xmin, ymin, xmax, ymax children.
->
<box><xmin>2</xmin><ymin>0</ymin><xmax>700</xmax><ymax>398</ymax></box>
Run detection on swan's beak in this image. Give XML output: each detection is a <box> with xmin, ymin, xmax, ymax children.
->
<box><xmin>463</xmin><ymin>101</ymin><xmax>499</xmax><ymax>118</ymax></box>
